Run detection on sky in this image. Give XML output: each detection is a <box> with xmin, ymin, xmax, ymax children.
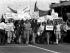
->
<box><xmin>0</xmin><ymin>0</ymin><xmax>63</xmax><ymax>16</ymax></box>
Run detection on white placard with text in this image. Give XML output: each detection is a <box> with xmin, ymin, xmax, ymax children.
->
<box><xmin>46</xmin><ymin>25</ymin><xmax>53</xmax><ymax>30</ymax></box>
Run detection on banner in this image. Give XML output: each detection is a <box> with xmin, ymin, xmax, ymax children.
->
<box><xmin>37</xmin><ymin>16</ymin><xmax>45</xmax><ymax>22</ymax></box>
<box><xmin>5</xmin><ymin>13</ymin><xmax>13</xmax><ymax>19</ymax></box>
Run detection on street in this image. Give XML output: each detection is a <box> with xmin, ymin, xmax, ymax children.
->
<box><xmin>0</xmin><ymin>43</ymin><xmax>70</xmax><ymax>53</ymax></box>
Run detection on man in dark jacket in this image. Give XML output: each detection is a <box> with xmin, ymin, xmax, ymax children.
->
<box><xmin>31</xmin><ymin>19</ymin><xmax>38</xmax><ymax>44</ymax></box>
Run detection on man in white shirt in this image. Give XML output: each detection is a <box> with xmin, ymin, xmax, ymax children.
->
<box><xmin>55</xmin><ymin>24</ymin><xmax>62</xmax><ymax>44</ymax></box>
<box><xmin>5</xmin><ymin>21</ymin><xmax>15</xmax><ymax>44</ymax></box>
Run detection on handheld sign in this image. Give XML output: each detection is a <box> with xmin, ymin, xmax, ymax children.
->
<box><xmin>46</xmin><ymin>25</ymin><xmax>53</xmax><ymax>30</ymax></box>
<box><xmin>53</xmin><ymin>18</ymin><xmax>63</xmax><ymax>25</ymax></box>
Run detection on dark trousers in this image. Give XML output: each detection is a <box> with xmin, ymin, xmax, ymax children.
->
<box><xmin>0</xmin><ymin>29</ymin><xmax>5</xmax><ymax>44</ymax></box>
<box><xmin>64</xmin><ymin>30</ymin><xmax>70</xmax><ymax>43</ymax></box>
<box><xmin>45</xmin><ymin>30</ymin><xmax>53</xmax><ymax>44</ymax></box>
<box><xmin>14</xmin><ymin>30</ymin><xmax>21</xmax><ymax>43</ymax></box>
<box><xmin>32</xmin><ymin>32</ymin><xmax>36</xmax><ymax>44</ymax></box>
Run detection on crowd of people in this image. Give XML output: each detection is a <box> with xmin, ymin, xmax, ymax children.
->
<box><xmin>0</xmin><ymin>17</ymin><xmax>68</xmax><ymax>45</ymax></box>
<box><xmin>0</xmin><ymin>8</ymin><xmax>68</xmax><ymax>45</ymax></box>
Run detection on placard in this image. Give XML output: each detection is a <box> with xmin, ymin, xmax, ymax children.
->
<box><xmin>53</xmin><ymin>18</ymin><xmax>63</xmax><ymax>25</ymax></box>
<box><xmin>46</xmin><ymin>25</ymin><xmax>53</xmax><ymax>30</ymax></box>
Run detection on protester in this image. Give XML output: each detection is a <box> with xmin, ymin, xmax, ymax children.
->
<box><xmin>5</xmin><ymin>19</ymin><xmax>15</xmax><ymax>44</ymax></box>
<box><xmin>54</xmin><ymin>23</ymin><xmax>62</xmax><ymax>44</ymax></box>
<box><xmin>24</xmin><ymin>20</ymin><xmax>31</xmax><ymax>44</ymax></box>
<box><xmin>60</xmin><ymin>22</ymin><xmax>67</xmax><ymax>43</ymax></box>
<box><xmin>0</xmin><ymin>22</ymin><xmax>6</xmax><ymax>44</ymax></box>
<box><xmin>45</xmin><ymin>18</ymin><xmax>54</xmax><ymax>44</ymax></box>
<box><xmin>31</xmin><ymin>19</ymin><xmax>38</xmax><ymax>44</ymax></box>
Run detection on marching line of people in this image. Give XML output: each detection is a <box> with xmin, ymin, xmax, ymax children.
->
<box><xmin>0</xmin><ymin>17</ymin><xmax>68</xmax><ymax>45</ymax></box>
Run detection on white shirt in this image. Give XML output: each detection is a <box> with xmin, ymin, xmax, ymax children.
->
<box><xmin>56</xmin><ymin>24</ymin><xmax>61</xmax><ymax>31</ymax></box>
<box><xmin>0</xmin><ymin>22</ymin><xmax>6</xmax><ymax>30</ymax></box>
<box><xmin>5</xmin><ymin>23</ymin><xmax>14</xmax><ymax>31</ymax></box>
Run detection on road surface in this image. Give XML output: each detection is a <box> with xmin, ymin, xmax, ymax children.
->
<box><xmin>0</xmin><ymin>43</ymin><xmax>70</xmax><ymax>53</ymax></box>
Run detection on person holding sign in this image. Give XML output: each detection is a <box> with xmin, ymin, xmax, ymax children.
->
<box><xmin>45</xmin><ymin>19</ymin><xmax>54</xmax><ymax>45</ymax></box>
<box><xmin>54</xmin><ymin>23</ymin><xmax>62</xmax><ymax>44</ymax></box>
